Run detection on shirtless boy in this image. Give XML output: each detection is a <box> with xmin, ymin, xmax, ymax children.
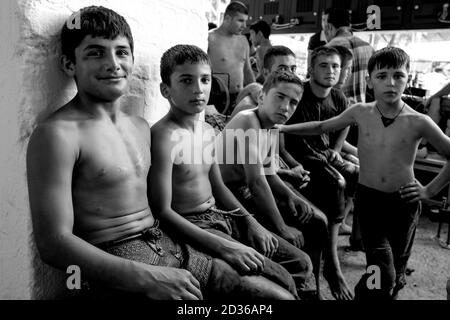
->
<box><xmin>26</xmin><ymin>6</ymin><xmax>220</xmax><ymax>300</ymax></box>
<box><xmin>150</xmin><ymin>44</ymin><xmax>316</xmax><ymax>300</ymax></box>
<box><xmin>208</xmin><ymin>1</ymin><xmax>255</xmax><ymax>112</ymax></box>
<box><xmin>217</xmin><ymin>70</ymin><xmax>329</xmax><ymax>299</ymax></box>
<box><xmin>278</xmin><ymin>47</ymin><xmax>450</xmax><ymax>299</ymax></box>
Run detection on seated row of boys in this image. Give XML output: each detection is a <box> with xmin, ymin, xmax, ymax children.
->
<box><xmin>27</xmin><ymin>6</ymin><xmax>450</xmax><ymax>300</ymax></box>
<box><xmin>228</xmin><ymin>44</ymin><xmax>359</xmax><ymax>300</ymax></box>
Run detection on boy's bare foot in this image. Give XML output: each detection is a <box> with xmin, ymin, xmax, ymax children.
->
<box><xmin>323</xmin><ymin>264</ymin><xmax>354</xmax><ymax>300</ymax></box>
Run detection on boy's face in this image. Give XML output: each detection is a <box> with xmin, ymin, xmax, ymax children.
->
<box><xmin>161</xmin><ymin>62</ymin><xmax>211</xmax><ymax>115</ymax></box>
<box><xmin>367</xmin><ymin>66</ymin><xmax>408</xmax><ymax>104</ymax></box>
<box><xmin>249</xmin><ymin>29</ymin><xmax>259</xmax><ymax>46</ymax></box>
<box><xmin>228</xmin><ymin>12</ymin><xmax>248</xmax><ymax>35</ymax></box>
<box><xmin>309</xmin><ymin>53</ymin><xmax>341</xmax><ymax>88</ymax></box>
<box><xmin>264</xmin><ymin>55</ymin><xmax>297</xmax><ymax>78</ymax></box>
<box><xmin>260</xmin><ymin>82</ymin><xmax>303</xmax><ymax>125</ymax></box>
<box><xmin>66</xmin><ymin>35</ymin><xmax>133</xmax><ymax>102</ymax></box>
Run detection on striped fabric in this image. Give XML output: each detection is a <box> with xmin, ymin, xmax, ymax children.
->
<box><xmin>328</xmin><ymin>34</ymin><xmax>374</xmax><ymax>104</ymax></box>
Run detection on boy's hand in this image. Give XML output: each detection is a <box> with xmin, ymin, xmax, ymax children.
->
<box><xmin>221</xmin><ymin>242</ymin><xmax>266</xmax><ymax>275</ymax></box>
<box><xmin>291</xmin><ymin>164</ymin><xmax>310</xmax><ymax>181</ymax></box>
<box><xmin>286</xmin><ymin>195</ymin><xmax>314</xmax><ymax>224</ymax></box>
<box><xmin>273</xmin><ymin>124</ymin><xmax>285</xmax><ymax>132</ymax></box>
<box><xmin>246</xmin><ymin>219</ymin><xmax>279</xmax><ymax>259</ymax></box>
<box><xmin>328</xmin><ymin>149</ymin><xmax>343</xmax><ymax>164</ymax></box>
<box><xmin>143</xmin><ymin>266</ymin><xmax>203</xmax><ymax>300</ymax></box>
<box><xmin>280</xmin><ymin>225</ymin><xmax>304</xmax><ymax>248</ymax></box>
<box><xmin>399</xmin><ymin>180</ymin><xmax>430</xmax><ymax>203</ymax></box>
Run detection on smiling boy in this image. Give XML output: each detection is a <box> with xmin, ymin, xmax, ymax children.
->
<box><xmin>27</xmin><ymin>6</ymin><xmax>215</xmax><ymax>300</ymax></box>
<box><xmin>278</xmin><ymin>47</ymin><xmax>450</xmax><ymax>299</ymax></box>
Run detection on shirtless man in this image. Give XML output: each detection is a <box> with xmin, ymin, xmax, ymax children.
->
<box><xmin>218</xmin><ymin>70</ymin><xmax>329</xmax><ymax>299</ymax></box>
<box><xmin>278</xmin><ymin>47</ymin><xmax>450</xmax><ymax>299</ymax></box>
<box><xmin>208</xmin><ymin>1</ymin><xmax>255</xmax><ymax>113</ymax></box>
<box><xmin>150</xmin><ymin>44</ymin><xmax>320</xmax><ymax>300</ymax></box>
<box><xmin>249</xmin><ymin>20</ymin><xmax>272</xmax><ymax>83</ymax></box>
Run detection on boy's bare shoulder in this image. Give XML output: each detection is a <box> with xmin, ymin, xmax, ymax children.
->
<box><xmin>31</xmin><ymin>103</ymin><xmax>81</xmax><ymax>140</ymax></box>
<box><xmin>225</xmin><ymin>109</ymin><xmax>258</xmax><ymax>130</ymax></box>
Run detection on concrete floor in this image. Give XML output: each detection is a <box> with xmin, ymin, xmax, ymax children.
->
<box><xmin>318</xmin><ymin>211</ymin><xmax>450</xmax><ymax>300</ymax></box>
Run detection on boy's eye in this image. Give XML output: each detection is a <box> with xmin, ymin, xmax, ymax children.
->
<box><xmin>201</xmin><ymin>77</ymin><xmax>211</xmax><ymax>84</ymax></box>
<box><xmin>117</xmin><ymin>49</ymin><xmax>130</xmax><ymax>56</ymax></box>
<box><xmin>181</xmin><ymin>78</ymin><xmax>192</xmax><ymax>84</ymax></box>
<box><xmin>87</xmin><ymin>50</ymin><xmax>103</xmax><ymax>57</ymax></box>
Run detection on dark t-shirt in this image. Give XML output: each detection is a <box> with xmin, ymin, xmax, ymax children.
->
<box><xmin>308</xmin><ymin>31</ymin><xmax>326</xmax><ymax>51</ymax></box>
<box><xmin>284</xmin><ymin>81</ymin><xmax>349</xmax><ymax>161</ymax></box>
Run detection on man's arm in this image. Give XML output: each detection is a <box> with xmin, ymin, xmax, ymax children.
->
<box><xmin>243</xmin><ymin>37</ymin><xmax>256</xmax><ymax>86</ymax></box>
<box><xmin>27</xmin><ymin>123</ymin><xmax>199</xmax><ymax>300</ymax></box>
<box><xmin>149</xmin><ymin>127</ymin><xmax>264</xmax><ymax>274</ymax></box>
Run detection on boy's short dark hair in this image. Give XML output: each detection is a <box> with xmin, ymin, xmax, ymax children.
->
<box><xmin>310</xmin><ymin>46</ymin><xmax>341</xmax><ymax>68</ymax></box>
<box><xmin>249</xmin><ymin>20</ymin><xmax>271</xmax><ymax>39</ymax></box>
<box><xmin>263</xmin><ymin>45</ymin><xmax>295</xmax><ymax>70</ymax></box>
<box><xmin>325</xmin><ymin>7</ymin><xmax>351</xmax><ymax>29</ymax></box>
<box><xmin>327</xmin><ymin>44</ymin><xmax>353</xmax><ymax>67</ymax></box>
<box><xmin>224</xmin><ymin>1</ymin><xmax>248</xmax><ymax>17</ymax></box>
<box><xmin>160</xmin><ymin>44</ymin><xmax>211</xmax><ymax>85</ymax></box>
<box><xmin>61</xmin><ymin>6</ymin><xmax>134</xmax><ymax>63</ymax></box>
<box><xmin>368</xmin><ymin>46</ymin><xmax>410</xmax><ymax>75</ymax></box>
<box><xmin>262</xmin><ymin>70</ymin><xmax>303</xmax><ymax>94</ymax></box>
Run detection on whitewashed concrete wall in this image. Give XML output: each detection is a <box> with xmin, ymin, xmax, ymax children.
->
<box><xmin>0</xmin><ymin>0</ymin><xmax>208</xmax><ymax>299</ymax></box>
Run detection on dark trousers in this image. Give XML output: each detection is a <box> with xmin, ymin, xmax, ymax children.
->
<box><xmin>353</xmin><ymin>184</ymin><xmax>421</xmax><ymax>300</ymax></box>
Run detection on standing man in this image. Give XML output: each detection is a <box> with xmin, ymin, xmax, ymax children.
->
<box><xmin>323</xmin><ymin>7</ymin><xmax>374</xmax><ymax>105</ymax></box>
<box><xmin>249</xmin><ymin>20</ymin><xmax>272</xmax><ymax>83</ymax></box>
<box><xmin>208</xmin><ymin>1</ymin><xmax>256</xmax><ymax>114</ymax></box>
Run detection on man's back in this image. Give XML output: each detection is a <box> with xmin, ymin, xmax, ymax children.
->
<box><xmin>328</xmin><ymin>35</ymin><xmax>374</xmax><ymax>104</ymax></box>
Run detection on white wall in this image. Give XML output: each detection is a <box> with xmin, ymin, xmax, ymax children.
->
<box><xmin>0</xmin><ymin>0</ymin><xmax>208</xmax><ymax>299</ymax></box>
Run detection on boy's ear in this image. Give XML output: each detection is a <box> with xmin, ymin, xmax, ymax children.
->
<box><xmin>366</xmin><ymin>75</ymin><xmax>373</xmax><ymax>89</ymax></box>
<box><xmin>60</xmin><ymin>55</ymin><xmax>75</xmax><ymax>77</ymax></box>
<box><xmin>307</xmin><ymin>65</ymin><xmax>314</xmax><ymax>78</ymax></box>
<box><xmin>160</xmin><ymin>82</ymin><xmax>170</xmax><ymax>99</ymax></box>
<box><xmin>257</xmin><ymin>90</ymin><xmax>264</xmax><ymax>106</ymax></box>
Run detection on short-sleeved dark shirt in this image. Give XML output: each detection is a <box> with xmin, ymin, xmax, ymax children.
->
<box><xmin>308</xmin><ymin>31</ymin><xmax>327</xmax><ymax>51</ymax></box>
<box><xmin>284</xmin><ymin>81</ymin><xmax>349</xmax><ymax>161</ymax></box>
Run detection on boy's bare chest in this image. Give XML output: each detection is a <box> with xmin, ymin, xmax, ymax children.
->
<box><xmin>358</xmin><ymin>116</ymin><xmax>416</xmax><ymax>154</ymax></box>
<box><xmin>76</xmin><ymin>127</ymin><xmax>150</xmax><ymax>185</ymax></box>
